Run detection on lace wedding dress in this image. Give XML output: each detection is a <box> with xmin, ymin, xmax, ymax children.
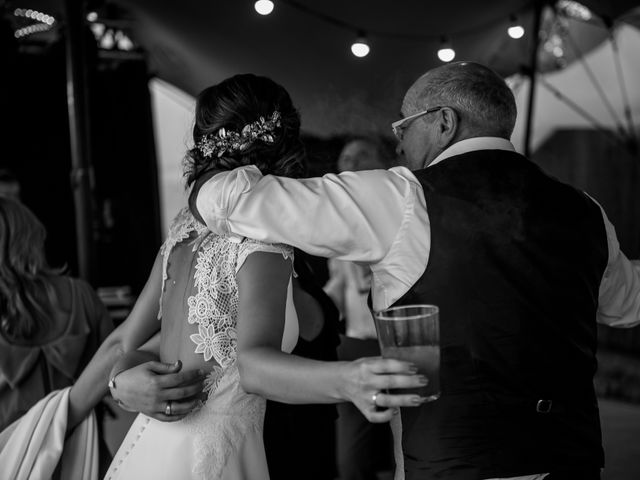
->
<box><xmin>105</xmin><ymin>208</ymin><xmax>298</xmax><ymax>480</ymax></box>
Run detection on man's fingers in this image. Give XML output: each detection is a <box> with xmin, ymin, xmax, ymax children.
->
<box><xmin>146</xmin><ymin>360</ymin><xmax>182</xmax><ymax>375</ymax></box>
<box><xmin>152</xmin><ymin>413</ymin><xmax>189</xmax><ymax>422</ymax></box>
<box><xmin>158</xmin><ymin>382</ymin><xmax>205</xmax><ymax>402</ymax></box>
<box><xmin>148</xmin><ymin>398</ymin><xmax>202</xmax><ymax>422</ymax></box>
<box><xmin>154</xmin><ymin>368</ymin><xmax>207</xmax><ymax>388</ymax></box>
<box><xmin>159</xmin><ymin>398</ymin><xmax>201</xmax><ymax>417</ymax></box>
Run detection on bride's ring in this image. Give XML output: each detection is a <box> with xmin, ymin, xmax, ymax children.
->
<box><xmin>165</xmin><ymin>401</ymin><xmax>172</xmax><ymax>416</ymax></box>
<box><xmin>372</xmin><ymin>392</ymin><xmax>380</xmax><ymax>407</ymax></box>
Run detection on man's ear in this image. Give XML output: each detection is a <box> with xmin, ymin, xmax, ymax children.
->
<box><xmin>188</xmin><ymin>167</ymin><xmax>223</xmax><ymax>224</ymax></box>
<box><xmin>437</xmin><ymin>107</ymin><xmax>458</xmax><ymax>148</ymax></box>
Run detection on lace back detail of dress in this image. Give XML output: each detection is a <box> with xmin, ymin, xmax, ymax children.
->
<box><xmin>186</xmin><ymin>234</ymin><xmax>293</xmax><ymax>366</ymax></box>
<box><xmin>158</xmin><ymin>207</ymin><xmax>208</xmax><ymax>320</ymax></box>
<box><xmin>158</xmin><ymin>212</ymin><xmax>293</xmax><ymax>479</ymax></box>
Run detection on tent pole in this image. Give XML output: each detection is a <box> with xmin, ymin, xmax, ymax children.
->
<box><xmin>64</xmin><ymin>0</ymin><xmax>94</xmax><ymax>281</ymax></box>
<box><xmin>524</xmin><ymin>0</ymin><xmax>544</xmax><ymax>158</ymax></box>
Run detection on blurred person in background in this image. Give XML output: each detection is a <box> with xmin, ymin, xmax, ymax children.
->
<box><xmin>0</xmin><ymin>197</ymin><xmax>114</xmax><ymax>473</ymax></box>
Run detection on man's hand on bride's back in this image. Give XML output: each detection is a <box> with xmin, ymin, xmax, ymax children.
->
<box><xmin>111</xmin><ymin>360</ymin><xmax>208</xmax><ymax>422</ymax></box>
<box><xmin>340</xmin><ymin>356</ymin><xmax>430</xmax><ymax>423</ymax></box>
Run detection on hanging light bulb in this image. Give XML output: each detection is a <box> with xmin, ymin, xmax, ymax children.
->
<box><xmin>351</xmin><ymin>32</ymin><xmax>370</xmax><ymax>58</ymax></box>
<box><xmin>437</xmin><ymin>37</ymin><xmax>455</xmax><ymax>62</ymax></box>
<box><xmin>254</xmin><ymin>0</ymin><xmax>274</xmax><ymax>16</ymax></box>
<box><xmin>100</xmin><ymin>29</ymin><xmax>115</xmax><ymax>49</ymax></box>
<box><xmin>507</xmin><ymin>15</ymin><xmax>525</xmax><ymax>39</ymax></box>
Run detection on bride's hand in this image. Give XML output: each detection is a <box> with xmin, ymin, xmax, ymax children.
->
<box><xmin>339</xmin><ymin>356</ymin><xmax>429</xmax><ymax>423</ymax></box>
<box><xmin>111</xmin><ymin>360</ymin><xmax>207</xmax><ymax>422</ymax></box>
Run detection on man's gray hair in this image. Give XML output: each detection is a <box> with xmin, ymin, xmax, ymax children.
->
<box><xmin>411</xmin><ymin>62</ymin><xmax>517</xmax><ymax>139</ymax></box>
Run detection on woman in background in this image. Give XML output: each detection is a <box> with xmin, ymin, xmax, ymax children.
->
<box><xmin>0</xmin><ymin>198</ymin><xmax>114</xmax><ymax>474</ymax></box>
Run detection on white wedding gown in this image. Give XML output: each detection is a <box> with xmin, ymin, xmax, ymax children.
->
<box><xmin>105</xmin><ymin>208</ymin><xmax>298</xmax><ymax>480</ymax></box>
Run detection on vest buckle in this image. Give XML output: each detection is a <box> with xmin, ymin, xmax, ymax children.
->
<box><xmin>536</xmin><ymin>399</ymin><xmax>553</xmax><ymax>413</ymax></box>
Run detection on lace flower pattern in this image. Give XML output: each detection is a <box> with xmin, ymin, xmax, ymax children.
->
<box><xmin>187</xmin><ymin>235</ymin><xmax>240</xmax><ymax>367</ymax></box>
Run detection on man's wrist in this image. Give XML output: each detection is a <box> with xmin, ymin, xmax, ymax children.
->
<box><xmin>108</xmin><ymin>368</ymin><xmax>138</xmax><ymax>412</ymax></box>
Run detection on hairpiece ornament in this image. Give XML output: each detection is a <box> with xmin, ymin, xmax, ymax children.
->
<box><xmin>197</xmin><ymin>111</ymin><xmax>282</xmax><ymax>158</ymax></box>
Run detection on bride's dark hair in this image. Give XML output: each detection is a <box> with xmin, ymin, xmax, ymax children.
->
<box><xmin>184</xmin><ymin>74</ymin><xmax>306</xmax><ymax>186</ymax></box>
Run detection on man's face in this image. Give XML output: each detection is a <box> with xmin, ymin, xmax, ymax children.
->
<box><xmin>394</xmin><ymin>77</ymin><xmax>446</xmax><ymax>170</ymax></box>
<box><xmin>395</xmin><ymin>101</ymin><xmax>441</xmax><ymax>171</ymax></box>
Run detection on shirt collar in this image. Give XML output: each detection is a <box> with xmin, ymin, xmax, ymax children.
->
<box><xmin>428</xmin><ymin>137</ymin><xmax>515</xmax><ymax>168</ymax></box>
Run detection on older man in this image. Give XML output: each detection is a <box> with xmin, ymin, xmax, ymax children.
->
<box><xmin>192</xmin><ymin>62</ymin><xmax>640</xmax><ymax>479</ymax></box>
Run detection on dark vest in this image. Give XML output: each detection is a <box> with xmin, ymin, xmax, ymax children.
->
<box><xmin>394</xmin><ymin>150</ymin><xmax>608</xmax><ymax>479</ymax></box>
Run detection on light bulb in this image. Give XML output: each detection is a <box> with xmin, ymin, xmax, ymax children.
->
<box><xmin>508</xmin><ymin>25</ymin><xmax>524</xmax><ymax>38</ymax></box>
<box><xmin>351</xmin><ymin>38</ymin><xmax>370</xmax><ymax>58</ymax></box>
<box><xmin>87</xmin><ymin>11</ymin><xmax>98</xmax><ymax>22</ymax></box>
<box><xmin>254</xmin><ymin>0</ymin><xmax>274</xmax><ymax>16</ymax></box>
<box><xmin>437</xmin><ymin>37</ymin><xmax>455</xmax><ymax>62</ymax></box>
<box><xmin>100</xmin><ymin>30</ymin><xmax>115</xmax><ymax>49</ymax></box>
<box><xmin>437</xmin><ymin>47</ymin><xmax>455</xmax><ymax>62</ymax></box>
<box><xmin>508</xmin><ymin>15</ymin><xmax>525</xmax><ymax>39</ymax></box>
<box><xmin>117</xmin><ymin>33</ymin><xmax>134</xmax><ymax>51</ymax></box>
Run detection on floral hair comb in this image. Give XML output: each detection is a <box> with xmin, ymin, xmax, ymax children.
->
<box><xmin>196</xmin><ymin>110</ymin><xmax>282</xmax><ymax>158</ymax></box>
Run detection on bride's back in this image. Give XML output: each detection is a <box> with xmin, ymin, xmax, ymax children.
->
<box><xmin>158</xmin><ymin>208</ymin><xmax>298</xmax><ymax>375</ymax></box>
<box><xmin>159</xmin><ymin>209</ymin><xmax>236</xmax><ymax>374</ymax></box>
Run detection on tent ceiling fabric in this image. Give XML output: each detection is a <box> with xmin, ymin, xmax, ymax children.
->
<box><xmin>11</xmin><ymin>0</ymin><xmax>640</xmax><ymax>136</ymax></box>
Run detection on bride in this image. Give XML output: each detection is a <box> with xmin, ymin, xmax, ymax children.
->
<box><xmin>67</xmin><ymin>74</ymin><xmax>427</xmax><ymax>479</ymax></box>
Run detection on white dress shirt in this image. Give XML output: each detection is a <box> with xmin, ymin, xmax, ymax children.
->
<box><xmin>196</xmin><ymin>137</ymin><xmax>640</xmax><ymax>328</ymax></box>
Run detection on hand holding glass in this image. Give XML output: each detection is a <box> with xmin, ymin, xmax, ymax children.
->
<box><xmin>374</xmin><ymin>304</ymin><xmax>440</xmax><ymax>402</ymax></box>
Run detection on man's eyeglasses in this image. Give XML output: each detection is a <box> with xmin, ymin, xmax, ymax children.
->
<box><xmin>391</xmin><ymin>106</ymin><xmax>445</xmax><ymax>140</ymax></box>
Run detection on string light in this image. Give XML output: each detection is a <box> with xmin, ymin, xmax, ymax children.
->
<box><xmin>507</xmin><ymin>15</ymin><xmax>525</xmax><ymax>39</ymax></box>
<box><xmin>351</xmin><ymin>32</ymin><xmax>370</xmax><ymax>58</ymax></box>
<box><xmin>556</xmin><ymin>0</ymin><xmax>592</xmax><ymax>21</ymax></box>
<box><xmin>115</xmin><ymin>30</ymin><xmax>134</xmax><ymax>51</ymax></box>
<box><xmin>14</xmin><ymin>23</ymin><xmax>52</xmax><ymax>38</ymax></box>
<box><xmin>247</xmin><ymin>3</ymin><xmax>546</xmax><ymax>62</ymax></box>
<box><xmin>437</xmin><ymin>37</ymin><xmax>455</xmax><ymax>62</ymax></box>
<box><xmin>87</xmin><ymin>11</ymin><xmax>98</xmax><ymax>22</ymax></box>
<box><xmin>13</xmin><ymin>7</ymin><xmax>57</xmax><ymax>38</ymax></box>
<box><xmin>100</xmin><ymin>29</ymin><xmax>115</xmax><ymax>49</ymax></box>
<box><xmin>254</xmin><ymin>0</ymin><xmax>274</xmax><ymax>16</ymax></box>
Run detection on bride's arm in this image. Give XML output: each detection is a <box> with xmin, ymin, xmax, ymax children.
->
<box><xmin>67</xmin><ymin>252</ymin><xmax>165</xmax><ymax>430</ymax></box>
<box><xmin>236</xmin><ymin>252</ymin><xmax>428</xmax><ymax>423</ymax></box>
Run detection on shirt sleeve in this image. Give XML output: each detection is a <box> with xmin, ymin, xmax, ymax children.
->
<box><xmin>596</xmin><ymin>204</ymin><xmax>640</xmax><ymax>328</ymax></box>
<box><xmin>196</xmin><ymin>165</ymin><xmax>419</xmax><ymax>263</ymax></box>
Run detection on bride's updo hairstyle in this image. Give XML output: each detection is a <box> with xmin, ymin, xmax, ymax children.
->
<box><xmin>184</xmin><ymin>74</ymin><xmax>306</xmax><ymax>187</ymax></box>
